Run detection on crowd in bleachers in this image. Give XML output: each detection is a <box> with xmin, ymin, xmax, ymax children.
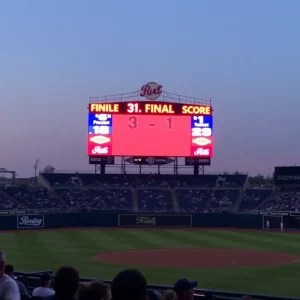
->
<box><xmin>176</xmin><ymin>189</ymin><xmax>239</xmax><ymax>213</ymax></box>
<box><xmin>0</xmin><ymin>173</ymin><xmax>300</xmax><ymax>213</ymax></box>
<box><xmin>239</xmin><ymin>189</ymin><xmax>273</xmax><ymax>212</ymax></box>
<box><xmin>138</xmin><ymin>189</ymin><xmax>174</xmax><ymax>213</ymax></box>
<box><xmin>3</xmin><ymin>186</ymin><xmax>67</xmax><ymax>212</ymax></box>
<box><xmin>57</xmin><ymin>188</ymin><xmax>132</xmax><ymax>212</ymax></box>
<box><xmin>0</xmin><ymin>192</ymin><xmax>24</xmax><ymax>211</ymax></box>
<box><xmin>260</xmin><ymin>187</ymin><xmax>300</xmax><ymax>212</ymax></box>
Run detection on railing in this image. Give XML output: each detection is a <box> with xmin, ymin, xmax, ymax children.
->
<box><xmin>15</xmin><ymin>271</ymin><xmax>299</xmax><ymax>300</ymax></box>
<box><xmin>89</xmin><ymin>90</ymin><xmax>211</xmax><ymax>106</ymax></box>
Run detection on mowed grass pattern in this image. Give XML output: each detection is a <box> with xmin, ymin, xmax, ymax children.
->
<box><xmin>1</xmin><ymin>229</ymin><xmax>300</xmax><ymax>297</ymax></box>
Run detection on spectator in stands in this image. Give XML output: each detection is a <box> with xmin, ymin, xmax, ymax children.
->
<box><xmin>77</xmin><ymin>281</ymin><xmax>111</xmax><ymax>300</ymax></box>
<box><xmin>174</xmin><ymin>279</ymin><xmax>197</xmax><ymax>300</ymax></box>
<box><xmin>147</xmin><ymin>291</ymin><xmax>162</xmax><ymax>300</ymax></box>
<box><xmin>112</xmin><ymin>269</ymin><xmax>147</xmax><ymax>300</ymax></box>
<box><xmin>48</xmin><ymin>266</ymin><xmax>79</xmax><ymax>300</ymax></box>
<box><xmin>0</xmin><ymin>251</ymin><xmax>20</xmax><ymax>300</ymax></box>
<box><xmin>162</xmin><ymin>290</ymin><xmax>177</xmax><ymax>300</ymax></box>
<box><xmin>4</xmin><ymin>265</ymin><xmax>29</xmax><ymax>296</ymax></box>
<box><xmin>32</xmin><ymin>273</ymin><xmax>55</xmax><ymax>297</ymax></box>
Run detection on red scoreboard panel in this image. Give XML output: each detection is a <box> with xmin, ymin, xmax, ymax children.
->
<box><xmin>88</xmin><ymin>102</ymin><xmax>213</xmax><ymax>157</ymax></box>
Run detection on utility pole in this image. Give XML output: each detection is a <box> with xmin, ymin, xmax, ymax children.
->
<box><xmin>33</xmin><ymin>159</ymin><xmax>40</xmax><ymax>184</ymax></box>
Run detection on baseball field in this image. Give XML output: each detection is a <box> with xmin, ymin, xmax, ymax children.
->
<box><xmin>1</xmin><ymin>228</ymin><xmax>300</xmax><ymax>297</ymax></box>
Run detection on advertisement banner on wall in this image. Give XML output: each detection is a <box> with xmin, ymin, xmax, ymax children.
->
<box><xmin>17</xmin><ymin>214</ymin><xmax>44</xmax><ymax>229</ymax></box>
<box><xmin>118</xmin><ymin>214</ymin><xmax>192</xmax><ymax>227</ymax></box>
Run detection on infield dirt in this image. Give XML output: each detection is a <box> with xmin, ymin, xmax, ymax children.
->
<box><xmin>93</xmin><ymin>248</ymin><xmax>300</xmax><ymax>268</ymax></box>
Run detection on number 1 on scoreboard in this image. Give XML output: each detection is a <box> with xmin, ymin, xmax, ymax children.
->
<box><xmin>166</xmin><ymin>117</ymin><xmax>172</xmax><ymax>130</ymax></box>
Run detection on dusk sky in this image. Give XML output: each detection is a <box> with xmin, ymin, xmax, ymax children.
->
<box><xmin>1</xmin><ymin>0</ymin><xmax>300</xmax><ymax>177</ymax></box>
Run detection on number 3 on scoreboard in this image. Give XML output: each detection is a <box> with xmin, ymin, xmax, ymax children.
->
<box><xmin>128</xmin><ymin>116</ymin><xmax>137</xmax><ymax>129</ymax></box>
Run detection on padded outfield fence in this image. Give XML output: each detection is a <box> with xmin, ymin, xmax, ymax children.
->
<box><xmin>15</xmin><ymin>270</ymin><xmax>300</xmax><ymax>300</ymax></box>
<box><xmin>0</xmin><ymin>211</ymin><xmax>300</xmax><ymax>230</ymax></box>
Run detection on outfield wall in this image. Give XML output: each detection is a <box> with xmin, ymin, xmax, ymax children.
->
<box><xmin>0</xmin><ymin>212</ymin><xmax>299</xmax><ymax>230</ymax></box>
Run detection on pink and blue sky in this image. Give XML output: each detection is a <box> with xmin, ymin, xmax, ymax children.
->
<box><xmin>1</xmin><ymin>0</ymin><xmax>300</xmax><ymax>177</ymax></box>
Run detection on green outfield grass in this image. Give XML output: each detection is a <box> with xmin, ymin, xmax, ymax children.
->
<box><xmin>1</xmin><ymin>229</ymin><xmax>300</xmax><ymax>297</ymax></box>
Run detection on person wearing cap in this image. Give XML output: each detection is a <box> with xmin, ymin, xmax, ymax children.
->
<box><xmin>0</xmin><ymin>250</ymin><xmax>20</xmax><ymax>300</ymax></box>
<box><xmin>174</xmin><ymin>279</ymin><xmax>197</xmax><ymax>300</ymax></box>
<box><xmin>32</xmin><ymin>273</ymin><xmax>55</xmax><ymax>297</ymax></box>
<box><xmin>4</xmin><ymin>264</ymin><xmax>29</xmax><ymax>296</ymax></box>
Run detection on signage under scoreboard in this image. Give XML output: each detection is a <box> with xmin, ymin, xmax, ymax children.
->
<box><xmin>89</xmin><ymin>156</ymin><xmax>115</xmax><ymax>165</ymax></box>
<box><xmin>185</xmin><ymin>157</ymin><xmax>211</xmax><ymax>166</ymax></box>
<box><xmin>125</xmin><ymin>157</ymin><xmax>174</xmax><ymax>165</ymax></box>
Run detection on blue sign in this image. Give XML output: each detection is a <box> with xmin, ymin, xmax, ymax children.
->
<box><xmin>191</xmin><ymin>116</ymin><xmax>213</xmax><ymax>137</ymax></box>
<box><xmin>17</xmin><ymin>214</ymin><xmax>44</xmax><ymax>229</ymax></box>
<box><xmin>191</xmin><ymin>116</ymin><xmax>213</xmax><ymax>128</ymax></box>
<box><xmin>88</xmin><ymin>113</ymin><xmax>112</xmax><ymax>127</ymax></box>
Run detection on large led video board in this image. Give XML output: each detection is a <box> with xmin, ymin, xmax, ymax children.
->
<box><xmin>87</xmin><ymin>102</ymin><xmax>213</xmax><ymax>157</ymax></box>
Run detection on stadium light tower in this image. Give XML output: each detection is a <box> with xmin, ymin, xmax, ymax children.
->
<box><xmin>33</xmin><ymin>159</ymin><xmax>40</xmax><ymax>183</ymax></box>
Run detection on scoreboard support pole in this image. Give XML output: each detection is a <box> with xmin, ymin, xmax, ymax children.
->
<box><xmin>94</xmin><ymin>163</ymin><xmax>105</xmax><ymax>174</ymax></box>
<box><xmin>199</xmin><ymin>165</ymin><xmax>205</xmax><ymax>175</ymax></box>
<box><xmin>174</xmin><ymin>158</ymin><xmax>178</xmax><ymax>175</ymax></box>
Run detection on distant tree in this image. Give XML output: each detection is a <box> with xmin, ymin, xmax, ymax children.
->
<box><xmin>43</xmin><ymin>165</ymin><xmax>55</xmax><ymax>173</ymax></box>
<box><xmin>248</xmin><ymin>173</ymin><xmax>265</xmax><ymax>185</ymax></box>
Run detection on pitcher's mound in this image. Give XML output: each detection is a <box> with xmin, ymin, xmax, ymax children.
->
<box><xmin>93</xmin><ymin>248</ymin><xmax>300</xmax><ymax>268</ymax></box>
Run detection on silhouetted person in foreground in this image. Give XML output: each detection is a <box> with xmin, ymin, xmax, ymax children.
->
<box><xmin>112</xmin><ymin>269</ymin><xmax>147</xmax><ymax>300</ymax></box>
<box><xmin>77</xmin><ymin>281</ymin><xmax>111</xmax><ymax>300</ymax></box>
<box><xmin>163</xmin><ymin>290</ymin><xmax>177</xmax><ymax>300</ymax></box>
<box><xmin>46</xmin><ymin>266</ymin><xmax>79</xmax><ymax>300</ymax></box>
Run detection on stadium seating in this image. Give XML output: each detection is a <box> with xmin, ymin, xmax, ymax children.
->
<box><xmin>0</xmin><ymin>192</ymin><xmax>25</xmax><ymax>210</ymax></box>
<box><xmin>176</xmin><ymin>189</ymin><xmax>239</xmax><ymax>213</ymax></box>
<box><xmin>137</xmin><ymin>189</ymin><xmax>174</xmax><ymax>213</ymax></box>
<box><xmin>3</xmin><ymin>186</ymin><xmax>67</xmax><ymax>211</ymax></box>
<box><xmin>56</xmin><ymin>187</ymin><xmax>132</xmax><ymax>212</ymax></box>
<box><xmin>260</xmin><ymin>187</ymin><xmax>300</xmax><ymax>212</ymax></box>
<box><xmin>2</xmin><ymin>173</ymin><xmax>300</xmax><ymax>213</ymax></box>
<box><xmin>239</xmin><ymin>189</ymin><xmax>273</xmax><ymax>211</ymax></box>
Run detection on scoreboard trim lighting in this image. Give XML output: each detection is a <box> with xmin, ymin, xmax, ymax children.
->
<box><xmin>89</xmin><ymin>101</ymin><xmax>212</xmax><ymax>116</ymax></box>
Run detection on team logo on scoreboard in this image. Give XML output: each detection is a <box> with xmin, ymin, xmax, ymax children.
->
<box><xmin>194</xmin><ymin>148</ymin><xmax>210</xmax><ymax>156</ymax></box>
<box><xmin>140</xmin><ymin>82</ymin><xmax>162</xmax><ymax>100</ymax></box>
<box><xmin>192</xmin><ymin>137</ymin><xmax>211</xmax><ymax>146</ymax></box>
<box><xmin>92</xmin><ymin>146</ymin><xmax>109</xmax><ymax>154</ymax></box>
<box><xmin>90</xmin><ymin>135</ymin><xmax>110</xmax><ymax>145</ymax></box>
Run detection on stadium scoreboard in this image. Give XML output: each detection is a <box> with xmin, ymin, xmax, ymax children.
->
<box><xmin>88</xmin><ymin>101</ymin><xmax>213</xmax><ymax>157</ymax></box>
